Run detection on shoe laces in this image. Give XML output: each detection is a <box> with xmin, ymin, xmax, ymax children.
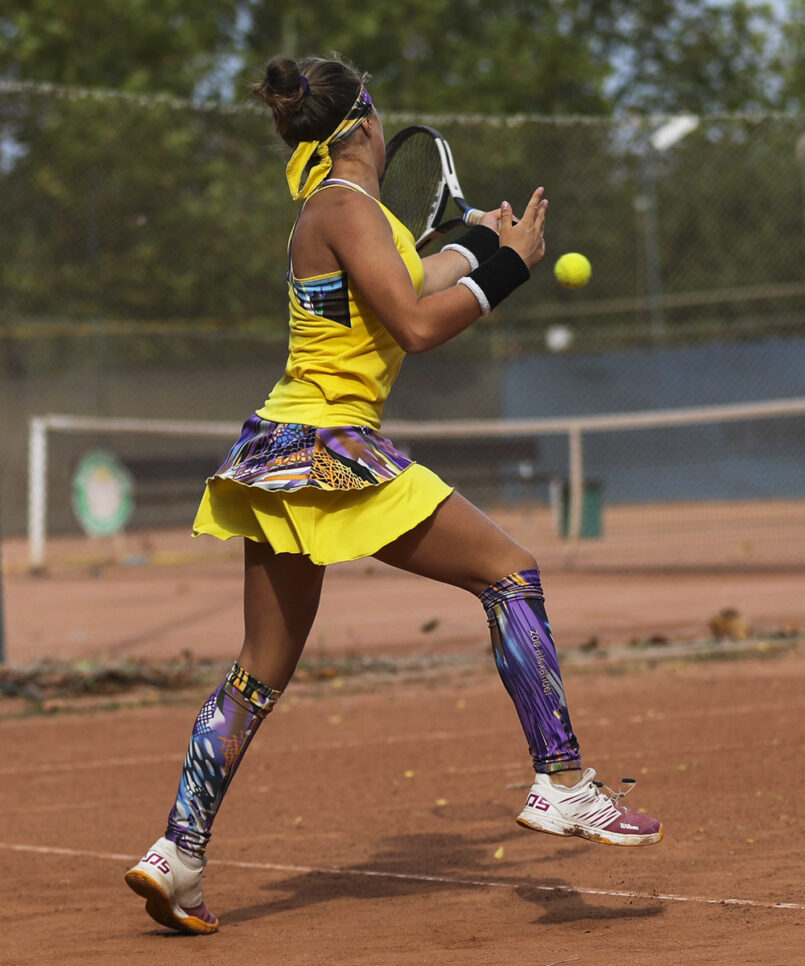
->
<box><xmin>592</xmin><ymin>776</ymin><xmax>637</xmax><ymax>807</ymax></box>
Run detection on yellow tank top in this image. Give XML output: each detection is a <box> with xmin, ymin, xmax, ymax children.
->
<box><xmin>258</xmin><ymin>179</ymin><xmax>424</xmax><ymax>430</ymax></box>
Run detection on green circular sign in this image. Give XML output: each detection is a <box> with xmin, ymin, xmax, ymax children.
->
<box><xmin>72</xmin><ymin>450</ymin><xmax>134</xmax><ymax>537</ymax></box>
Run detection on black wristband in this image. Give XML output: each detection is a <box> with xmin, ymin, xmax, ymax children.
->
<box><xmin>444</xmin><ymin>224</ymin><xmax>499</xmax><ymax>264</ymax></box>
<box><xmin>457</xmin><ymin>246</ymin><xmax>530</xmax><ymax>316</ymax></box>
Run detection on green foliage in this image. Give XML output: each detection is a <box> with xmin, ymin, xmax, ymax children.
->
<box><xmin>0</xmin><ymin>0</ymin><xmax>803</xmax><ymax>352</ymax></box>
<box><xmin>596</xmin><ymin>0</ymin><xmax>783</xmax><ymax>112</ymax></box>
<box><xmin>240</xmin><ymin>0</ymin><xmax>794</xmax><ymax>115</ymax></box>
<box><xmin>0</xmin><ymin>90</ymin><xmax>293</xmax><ymax>327</ymax></box>
<box><xmin>1</xmin><ymin>0</ymin><xmax>800</xmax><ymax>111</ymax></box>
<box><xmin>781</xmin><ymin>0</ymin><xmax>805</xmax><ymax>110</ymax></box>
<box><xmin>0</xmin><ymin>0</ymin><xmax>240</xmax><ymax>96</ymax></box>
<box><xmin>243</xmin><ymin>0</ymin><xmax>612</xmax><ymax>113</ymax></box>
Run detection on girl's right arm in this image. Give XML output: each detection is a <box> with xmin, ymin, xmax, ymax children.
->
<box><xmin>324</xmin><ymin>189</ymin><xmax>548</xmax><ymax>354</ymax></box>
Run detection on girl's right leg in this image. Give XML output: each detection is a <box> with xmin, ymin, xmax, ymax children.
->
<box><xmin>375</xmin><ymin>492</ymin><xmax>662</xmax><ymax>847</ymax></box>
<box><xmin>125</xmin><ymin>541</ymin><xmax>324</xmax><ymax>934</ymax></box>
<box><xmin>374</xmin><ymin>492</ymin><xmax>582</xmax><ymax>778</ymax></box>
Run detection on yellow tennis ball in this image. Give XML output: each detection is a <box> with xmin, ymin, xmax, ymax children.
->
<box><xmin>554</xmin><ymin>252</ymin><xmax>591</xmax><ymax>289</ymax></box>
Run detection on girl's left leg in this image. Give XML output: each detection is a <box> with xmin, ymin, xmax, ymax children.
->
<box><xmin>125</xmin><ymin>661</ymin><xmax>282</xmax><ymax>934</ymax></box>
<box><xmin>125</xmin><ymin>542</ymin><xmax>325</xmax><ymax>933</ymax></box>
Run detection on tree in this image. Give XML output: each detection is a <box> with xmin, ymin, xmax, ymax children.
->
<box><xmin>241</xmin><ymin>0</ymin><xmax>613</xmax><ymax>114</ymax></box>
<box><xmin>778</xmin><ymin>0</ymin><xmax>805</xmax><ymax>110</ymax></box>
<box><xmin>0</xmin><ymin>0</ymin><xmax>240</xmax><ymax>96</ymax></box>
<box><xmin>238</xmin><ymin>0</ymin><xmax>791</xmax><ymax>115</ymax></box>
<box><xmin>603</xmin><ymin>0</ymin><xmax>789</xmax><ymax>113</ymax></box>
<box><xmin>0</xmin><ymin>0</ymin><xmax>801</xmax><ymax>353</ymax></box>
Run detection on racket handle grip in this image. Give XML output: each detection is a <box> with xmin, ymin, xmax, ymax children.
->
<box><xmin>463</xmin><ymin>208</ymin><xmax>484</xmax><ymax>226</ymax></box>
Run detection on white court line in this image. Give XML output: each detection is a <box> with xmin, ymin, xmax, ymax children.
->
<box><xmin>3</xmin><ymin>697</ymin><xmax>797</xmax><ymax>778</ymax></box>
<box><xmin>0</xmin><ymin>842</ymin><xmax>802</xmax><ymax>912</ymax></box>
<box><xmin>452</xmin><ymin>736</ymin><xmax>785</xmax><ymax>776</ymax></box>
<box><xmin>0</xmin><ymin>727</ymin><xmax>514</xmax><ymax>777</ymax></box>
<box><xmin>623</xmin><ymin>701</ymin><xmax>803</xmax><ymax>724</ymax></box>
<box><xmin>0</xmin><ymin>754</ymin><xmax>179</xmax><ymax>777</ymax></box>
<box><xmin>0</xmin><ymin>727</ymin><xmax>531</xmax><ymax>777</ymax></box>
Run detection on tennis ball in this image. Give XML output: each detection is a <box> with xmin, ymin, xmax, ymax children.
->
<box><xmin>554</xmin><ymin>252</ymin><xmax>591</xmax><ymax>289</ymax></box>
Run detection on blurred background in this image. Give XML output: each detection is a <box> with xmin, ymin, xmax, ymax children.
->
<box><xmin>1</xmin><ymin>0</ymin><xmax>803</xmax><ymax>575</ymax></box>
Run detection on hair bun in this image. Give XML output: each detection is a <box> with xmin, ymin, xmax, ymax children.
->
<box><xmin>251</xmin><ymin>55</ymin><xmax>366</xmax><ymax>147</ymax></box>
<box><xmin>252</xmin><ymin>57</ymin><xmax>303</xmax><ymax>107</ymax></box>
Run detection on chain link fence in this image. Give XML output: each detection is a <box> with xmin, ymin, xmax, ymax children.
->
<box><xmin>1</xmin><ymin>81</ymin><xmax>803</xmax><ymax>570</ymax></box>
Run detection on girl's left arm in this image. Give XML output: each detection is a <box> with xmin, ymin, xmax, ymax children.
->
<box><xmin>419</xmin><ymin>208</ymin><xmax>502</xmax><ymax>295</ymax></box>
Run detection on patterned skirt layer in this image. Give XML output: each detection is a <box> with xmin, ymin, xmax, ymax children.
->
<box><xmin>193</xmin><ymin>414</ymin><xmax>453</xmax><ymax>565</ymax></box>
<box><xmin>211</xmin><ymin>415</ymin><xmax>413</xmax><ymax>491</ymax></box>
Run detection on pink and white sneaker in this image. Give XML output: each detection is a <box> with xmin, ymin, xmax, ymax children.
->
<box><xmin>124</xmin><ymin>837</ymin><xmax>219</xmax><ymax>934</ymax></box>
<box><xmin>516</xmin><ymin>768</ymin><xmax>663</xmax><ymax>846</ymax></box>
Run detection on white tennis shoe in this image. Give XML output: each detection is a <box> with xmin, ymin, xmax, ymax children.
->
<box><xmin>516</xmin><ymin>768</ymin><xmax>663</xmax><ymax>846</ymax></box>
<box><xmin>124</xmin><ymin>836</ymin><xmax>219</xmax><ymax>934</ymax></box>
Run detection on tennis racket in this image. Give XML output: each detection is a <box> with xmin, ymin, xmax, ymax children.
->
<box><xmin>379</xmin><ymin>125</ymin><xmax>483</xmax><ymax>251</ymax></box>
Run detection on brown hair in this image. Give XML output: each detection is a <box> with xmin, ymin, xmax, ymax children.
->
<box><xmin>252</xmin><ymin>56</ymin><xmax>367</xmax><ymax>147</ymax></box>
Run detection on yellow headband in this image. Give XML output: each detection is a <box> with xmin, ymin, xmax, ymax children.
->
<box><xmin>285</xmin><ymin>86</ymin><xmax>373</xmax><ymax>202</ymax></box>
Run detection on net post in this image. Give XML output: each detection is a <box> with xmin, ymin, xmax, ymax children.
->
<box><xmin>567</xmin><ymin>425</ymin><xmax>584</xmax><ymax>541</ymax></box>
<box><xmin>28</xmin><ymin>416</ymin><xmax>48</xmax><ymax>572</ymax></box>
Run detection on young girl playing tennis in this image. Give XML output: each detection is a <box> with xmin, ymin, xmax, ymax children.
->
<box><xmin>125</xmin><ymin>55</ymin><xmax>662</xmax><ymax>936</ymax></box>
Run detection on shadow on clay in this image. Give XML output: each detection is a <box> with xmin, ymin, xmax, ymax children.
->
<box><xmin>223</xmin><ymin>829</ymin><xmax>664</xmax><ymax>927</ymax></box>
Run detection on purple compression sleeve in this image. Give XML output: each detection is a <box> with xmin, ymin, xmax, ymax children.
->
<box><xmin>165</xmin><ymin>663</ymin><xmax>281</xmax><ymax>856</ymax></box>
<box><xmin>480</xmin><ymin>569</ymin><xmax>581</xmax><ymax>774</ymax></box>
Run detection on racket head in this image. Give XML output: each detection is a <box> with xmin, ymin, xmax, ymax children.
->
<box><xmin>380</xmin><ymin>125</ymin><xmax>479</xmax><ymax>250</ymax></box>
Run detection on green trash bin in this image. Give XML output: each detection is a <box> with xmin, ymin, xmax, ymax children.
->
<box><xmin>557</xmin><ymin>480</ymin><xmax>603</xmax><ymax>539</ymax></box>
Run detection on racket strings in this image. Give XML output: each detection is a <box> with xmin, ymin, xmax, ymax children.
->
<box><xmin>380</xmin><ymin>132</ymin><xmax>444</xmax><ymax>242</ymax></box>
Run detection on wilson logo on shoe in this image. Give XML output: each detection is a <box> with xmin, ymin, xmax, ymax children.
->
<box><xmin>619</xmin><ymin>823</ymin><xmax>639</xmax><ymax>831</ymax></box>
<box><xmin>142</xmin><ymin>851</ymin><xmax>171</xmax><ymax>875</ymax></box>
<box><xmin>525</xmin><ymin>794</ymin><xmax>551</xmax><ymax>812</ymax></box>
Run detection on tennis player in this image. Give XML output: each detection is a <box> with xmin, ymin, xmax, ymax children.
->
<box><xmin>125</xmin><ymin>55</ymin><xmax>663</xmax><ymax>936</ymax></box>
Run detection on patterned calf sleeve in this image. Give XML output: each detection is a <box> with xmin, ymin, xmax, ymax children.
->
<box><xmin>165</xmin><ymin>662</ymin><xmax>281</xmax><ymax>857</ymax></box>
<box><xmin>480</xmin><ymin>569</ymin><xmax>581</xmax><ymax>774</ymax></box>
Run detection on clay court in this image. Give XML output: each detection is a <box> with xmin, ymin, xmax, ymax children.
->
<box><xmin>1</xmin><ymin>641</ymin><xmax>803</xmax><ymax>965</ymax></box>
<box><xmin>1</xmin><ymin>505</ymin><xmax>804</xmax><ymax>966</ymax></box>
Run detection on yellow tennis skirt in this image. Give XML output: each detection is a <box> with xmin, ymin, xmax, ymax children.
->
<box><xmin>191</xmin><ymin>415</ymin><xmax>453</xmax><ymax>566</ymax></box>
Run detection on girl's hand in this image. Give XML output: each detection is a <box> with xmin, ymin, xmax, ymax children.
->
<box><xmin>478</xmin><ymin>207</ymin><xmax>504</xmax><ymax>232</ymax></box>
<box><xmin>498</xmin><ymin>188</ymin><xmax>548</xmax><ymax>269</ymax></box>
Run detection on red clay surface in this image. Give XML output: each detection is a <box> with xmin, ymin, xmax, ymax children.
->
<box><xmin>2</xmin><ymin>550</ymin><xmax>803</xmax><ymax>669</ymax></box>
<box><xmin>1</xmin><ymin>503</ymin><xmax>804</xmax><ymax>965</ymax></box>
<box><xmin>3</xmin><ymin>500</ymin><xmax>804</xmax><ymax>667</ymax></box>
<box><xmin>2</xmin><ymin>651</ymin><xmax>804</xmax><ymax>965</ymax></box>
